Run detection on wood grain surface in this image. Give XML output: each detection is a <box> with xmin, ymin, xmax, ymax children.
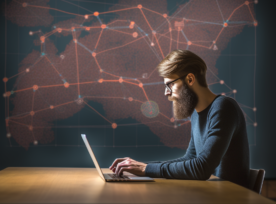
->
<box><xmin>0</xmin><ymin>167</ymin><xmax>275</xmax><ymax>204</ymax></box>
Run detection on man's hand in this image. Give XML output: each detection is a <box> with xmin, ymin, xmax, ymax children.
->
<box><xmin>109</xmin><ymin>157</ymin><xmax>147</xmax><ymax>176</ymax></box>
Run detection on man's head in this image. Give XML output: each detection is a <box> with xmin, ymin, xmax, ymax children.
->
<box><xmin>157</xmin><ymin>49</ymin><xmax>208</xmax><ymax>119</ymax></box>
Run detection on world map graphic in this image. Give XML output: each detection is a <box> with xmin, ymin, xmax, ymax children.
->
<box><xmin>3</xmin><ymin>0</ymin><xmax>258</xmax><ymax>150</ymax></box>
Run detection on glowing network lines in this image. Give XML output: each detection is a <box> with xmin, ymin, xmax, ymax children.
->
<box><xmin>3</xmin><ymin>0</ymin><xmax>258</xmax><ymax>149</ymax></box>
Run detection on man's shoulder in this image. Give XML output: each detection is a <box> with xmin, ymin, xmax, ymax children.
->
<box><xmin>211</xmin><ymin>95</ymin><xmax>240</xmax><ymax>111</ymax></box>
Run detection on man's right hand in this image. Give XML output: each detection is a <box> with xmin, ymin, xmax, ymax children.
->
<box><xmin>109</xmin><ymin>157</ymin><xmax>130</xmax><ymax>173</ymax></box>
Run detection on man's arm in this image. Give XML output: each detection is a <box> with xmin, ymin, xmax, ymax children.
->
<box><xmin>145</xmin><ymin>101</ymin><xmax>238</xmax><ymax>180</ymax></box>
<box><xmin>143</xmin><ymin>132</ymin><xmax>197</xmax><ymax>165</ymax></box>
<box><xmin>109</xmin><ymin>135</ymin><xmax>196</xmax><ymax>176</ymax></box>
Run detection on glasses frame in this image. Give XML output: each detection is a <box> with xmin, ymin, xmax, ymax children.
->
<box><xmin>165</xmin><ymin>74</ymin><xmax>188</xmax><ymax>94</ymax></box>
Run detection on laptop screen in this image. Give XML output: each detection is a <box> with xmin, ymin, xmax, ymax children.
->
<box><xmin>81</xmin><ymin>134</ymin><xmax>105</xmax><ymax>180</ymax></box>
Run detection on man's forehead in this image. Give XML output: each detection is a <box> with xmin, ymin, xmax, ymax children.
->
<box><xmin>164</xmin><ymin>74</ymin><xmax>179</xmax><ymax>84</ymax></box>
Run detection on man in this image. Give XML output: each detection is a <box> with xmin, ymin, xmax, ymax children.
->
<box><xmin>109</xmin><ymin>49</ymin><xmax>250</xmax><ymax>188</ymax></box>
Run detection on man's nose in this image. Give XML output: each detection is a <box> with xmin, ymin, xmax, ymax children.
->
<box><xmin>164</xmin><ymin>87</ymin><xmax>171</xmax><ymax>96</ymax></box>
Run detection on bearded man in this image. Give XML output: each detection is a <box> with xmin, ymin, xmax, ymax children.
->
<box><xmin>109</xmin><ymin>49</ymin><xmax>250</xmax><ymax>188</ymax></box>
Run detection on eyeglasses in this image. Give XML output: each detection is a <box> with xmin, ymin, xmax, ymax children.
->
<box><xmin>164</xmin><ymin>75</ymin><xmax>187</xmax><ymax>94</ymax></box>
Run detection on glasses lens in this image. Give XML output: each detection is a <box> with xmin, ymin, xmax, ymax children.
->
<box><xmin>165</xmin><ymin>85</ymin><xmax>171</xmax><ymax>93</ymax></box>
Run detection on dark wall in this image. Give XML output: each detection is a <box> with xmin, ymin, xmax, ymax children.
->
<box><xmin>1</xmin><ymin>0</ymin><xmax>275</xmax><ymax>178</ymax></box>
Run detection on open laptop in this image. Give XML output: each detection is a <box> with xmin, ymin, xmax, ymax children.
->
<box><xmin>81</xmin><ymin>134</ymin><xmax>154</xmax><ymax>182</ymax></box>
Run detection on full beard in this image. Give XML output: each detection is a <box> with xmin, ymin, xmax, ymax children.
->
<box><xmin>168</xmin><ymin>80</ymin><xmax>199</xmax><ymax>120</ymax></box>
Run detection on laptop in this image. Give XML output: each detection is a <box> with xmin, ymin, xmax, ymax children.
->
<box><xmin>81</xmin><ymin>134</ymin><xmax>154</xmax><ymax>182</ymax></box>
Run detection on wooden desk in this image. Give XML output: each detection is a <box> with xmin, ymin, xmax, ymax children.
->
<box><xmin>0</xmin><ymin>167</ymin><xmax>274</xmax><ymax>204</ymax></box>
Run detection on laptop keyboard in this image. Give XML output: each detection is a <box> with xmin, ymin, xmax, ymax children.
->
<box><xmin>108</xmin><ymin>174</ymin><xmax>129</xmax><ymax>180</ymax></box>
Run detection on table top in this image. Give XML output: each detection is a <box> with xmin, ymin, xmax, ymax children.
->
<box><xmin>0</xmin><ymin>167</ymin><xmax>274</xmax><ymax>204</ymax></box>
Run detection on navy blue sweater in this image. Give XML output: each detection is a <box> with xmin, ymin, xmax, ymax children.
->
<box><xmin>145</xmin><ymin>94</ymin><xmax>250</xmax><ymax>188</ymax></box>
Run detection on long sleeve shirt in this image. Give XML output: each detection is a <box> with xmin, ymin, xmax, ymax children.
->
<box><xmin>145</xmin><ymin>94</ymin><xmax>250</xmax><ymax>188</ymax></box>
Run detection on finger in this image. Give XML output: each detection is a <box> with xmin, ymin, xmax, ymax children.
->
<box><xmin>109</xmin><ymin>158</ymin><xmax>128</xmax><ymax>170</ymax></box>
<box><xmin>115</xmin><ymin>160</ymin><xmax>131</xmax><ymax>175</ymax></box>
<box><xmin>118</xmin><ymin>166</ymin><xmax>132</xmax><ymax>176</ymax></box>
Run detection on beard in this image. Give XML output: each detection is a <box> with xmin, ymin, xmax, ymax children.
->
<box><xmin>168</xmin><ymin>80</ymin><xmax>199</xmax><ymax>120</ymax></box>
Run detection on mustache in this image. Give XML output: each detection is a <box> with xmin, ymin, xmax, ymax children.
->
<box><xmin>168</xmin><ymin>96</ymin><xmax>175</xmax><ymax>101</ymax></box>
<box><xmin>168</xmin><ymin>96</ymin><xmax>179</xmax><ymax>101</ymax></box>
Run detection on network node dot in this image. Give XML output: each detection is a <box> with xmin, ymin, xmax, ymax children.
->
<box><xmin>60</xmin><ymin>55</ymin><xmax>65</xmax><ymax>59</ymax></box>
<box><xmin>33</xmin><ymin>85</ymin><xmax>38</xmax><ymax>91</ymax></box>
<box><xmin>137</xmin><ymin>4</ymin><xmax>142</xmax><ymax>9</ymax></box>
<box><xmin>254</xmin><ymin>21</ymin><xmax>258</xmax><ymax>26</ymax></box>
<box><xmin>7</xmin><ymin>133</ymin><xmax>11</xmax><ymax>138</ymax></box>
<box><xmin>3</xmin><ymin>93</ymin><xmax>6</xmax><ymax>98</ymax></box>
<box><xmin>5</xmin><ymin>92</ymin><xmax>11</xmax><ymax>97</ymax></box>
<box><xmin>94</xmin><ymin>11</ymin><xmax>99</xmax><ymax>16</ymax></box>
<box><xmin>129</xmin><ymin>22</ymin><xmax>134</xmax><ymax>29</ymax></box>
<box><xmin>26</xmin><ymin>68</ymin><xmax>30</xmax><ymax>72</ymax></box>
<box><xmin>152</xmin><ymin>30</ymin><xmax>156</xmax><ymax>34</ymax></box>
<box><xmin>170</xmin><ymin>118</ymin><xmax>175</xmax><ymax>122</ymax></box>
<box><xmin>76</xmin><ymin>98</ymin><xmax>83</xmax><ymax>105</ymax></box>
<box><xmin>213</xmin><ymin>40</ymin><xmax>216</xmax><ymax>44</ymax></box>
<box><xmin>174</xmin><ymin>125</ymin><xmax>177</xmax><ymax>129</ymax></box>
<box><xmin>139</xmin><ymin>83</ymin><xmax>143</xmax><ymax>87</ymax></box>
<box><xmin>254</xmin><ymin>0</ymin><xmax>258</xmax><ymax>4</ymax></box>
<box><xmin>64</xmin><ymin>82</ymin><xmax>69</xmax><ymax>88</ymax></box>
<box><xmin>3</xmin><ymin>77</ymin><xmax>8</xmax><ymax>83</ymax></box>
<box><xmin>233</xmin><ymin>89</ymin><xmax>237</xmax><ymax>94</ymax></box>
<box><xmin>220</xmin><ymin>80</ymin><xmax>224</xmax><ymax>84</ymax></box>
<box><xmin>71</xmin><ymin>27</ymin><xmax>75</xmax><ymax>31</ymax></box>
<box><xmin>213</xmin><ymin>44</ymin><xmax>218</xmax><ymax>50</ymax></box>
<box><xmin>112</xmin><ymin>123</ymin><xmax>117</xmax><ymax>129</ymax></box>
<box><xmin>253</xmin><ymin>122</ymin><xmax>257</xmax><ymax>127</ymax></box>
<box><xmin>84</xmin><ymin>15</ymin><xmax>89</xmax><ymax>19</ymax></box>
<box><xmin>151</xmin><ymin>42</ymin><xmax>154</xmax><ymax>46</ymax></box>
<box><xmin>132</xmin><ymin>32</ymin><xmax>138</xmax><ymax>38</ymax></box>
<box><xmin>245</xmin><ymin>1</ymin><xmax>249</xmax><ymax>5</ymax></box>
<box><xmin>141</xmin><ymin>101</ymin><xmax>159</xmax><ymax>118</ymax></box>
<box><xmin>40</xmin><ymin>36</ymin><xmax>45</xmax><ymax>43</ymax></box>
<box><xmin>22</xmin><ymin>3</ymin><xmax>27</xmax><ymax>7</ymax></box>
<box><xmin>163</xmin><ymin>14</ymin><xmax>167</xmax><ymax>18</ymax></box>
<box><xmin>34</xmin><ymin>140</ymin><xmax>38</xmax><ymax>145</ymax></box>
<box><xmin>221</xmin><ymin>92</ymin><xmax>225</xmax><ymax>96</ymax></box>
<box><xmin>119</xmin><ymin>77</ymin><xmax>123</xmax><ymax>83</ymax></box>
<box><xmin>86</xmin><ymin>27</ymin><xmax>90</xmax><ymax>31</ymax></box>
<box><xmin>101</xmin><ymin>24</ymin><xmax>106</xmax><ymax>29</ymax></box>
<box><xmin>57</xmin><ymin>28</ymin><xmax>62</xmax><ymax>33</ymax></box>
<box><xmin>224</xmin><ymin>22</ymin><xmax>228</xmax><ymax>27</ymax></box>
<box><xmin>98</xmin><ymin>79</ymin><xmax>103</xmax><ymax>83</ymax></box>
<box><xmin>30</xmin><ymin>111</ymin><xmax>35</xmax><ymax>116</ymax></box>
<box><xmin>169</xmin><ymin>28</ymin><xmax>172</xmax><ymax>32</ymax></box>
<box><xmin>50</xmin><ymin>105</ymin><xmax>54</xmax><ymax>109</ymax></box>
<box><xmin>187</xmin><ymin>41</ymin><xmax>192</xmax><ymax>45</ymax></box>
<box><xmin>253</xmin><ymin>107</ymin><xmax>257</xmax><ymax>112</ymax></box>
<box><xmin>73</xmin><ymin>39</ymin><xmax>77</xmax><ymax>43</ymax></box>
<box><xmin>29</xmin><ymin>126</ymin><xmax>33</xmax><ymax>131</ymax></box>
<box><xmin>128</xmin><ymin>97</ymin><xmax>133</xmax><ymax>102</ymax></box>
<box><xmin>92</xmin><ymin>52</ymin><xmax>96</xmax><ymax>57</ymax></box>
<box><xmin>29</xmin><ymin>31</ymin><xmax>33</xmax><ymax>36</ymax></box>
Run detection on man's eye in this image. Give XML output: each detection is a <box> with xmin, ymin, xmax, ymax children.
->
<box><xmin>169</xmin><ymin>83</ymin><xmax>174</xmax><ymax>88</ymax></box>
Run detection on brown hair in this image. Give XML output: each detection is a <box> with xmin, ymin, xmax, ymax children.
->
<box><xmin>157</xmin><ymin>49</ymin><xmax>208</xmax><ymax>88</ymax></box>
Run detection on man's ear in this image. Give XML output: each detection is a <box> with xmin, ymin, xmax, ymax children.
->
<box><xmin>187</xmin><ymin>73</ymin><xmax>195</xmax><ymax>86</ymax></box>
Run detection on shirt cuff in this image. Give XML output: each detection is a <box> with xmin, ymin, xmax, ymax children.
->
<box><xmin>145</xmin><ymin>163</ymin><xmax>162</xmax><ymax>178</ymax></box>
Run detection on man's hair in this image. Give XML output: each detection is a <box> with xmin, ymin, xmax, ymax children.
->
<box><xmin>157</xmin><ymin>49</ymin><xmax>208</xmax><ymax>88</ymax></box>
